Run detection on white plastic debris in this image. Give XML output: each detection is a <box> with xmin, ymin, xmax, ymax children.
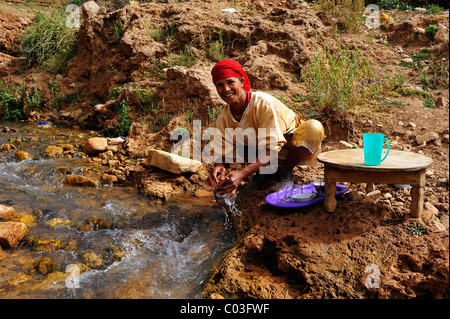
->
<box><xmin>221</xmin><ymin>8</ymin><xmax>238</xmax><ymax>13</ymax></box>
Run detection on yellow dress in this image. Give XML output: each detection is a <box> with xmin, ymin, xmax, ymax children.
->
<box><xmin>212</xmin><ymin>91</ymin><xmax>324</xmax><ymax>166</ymax></box>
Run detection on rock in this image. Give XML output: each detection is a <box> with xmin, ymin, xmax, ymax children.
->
<box><xmin>101</xmin><ymin>173</ymin><xmax>118</xmax><ymax>185</ymax></box>
<box><xmin>1</xmin><ymin>143</ymin><xmax>16</xmax><ymax>151</ymax></box>
<box><xmin>108</xmin><ymin>137</ymin><xmax>125</xmax><ymax>145</ymax></box>
<box><xmin>63</xmin><ymin>175</ymin><xmax>99</xmax><ymax>187</ymax></box>
<box><xmin>400</xmin><ymin>57</ymin><xmax>413</xmax><ymax>64</ymax></box>
<box><xmin>0</xmin><ymin>246</ymin><xmax>4</xmax><ymax>260</ymax></box>
<box><xmin>0</xmin><ymin>205</ymin><xmax>16</xmax><ymax>220</ymax></box>
<box><xmin>361</xmin><ymin>190</ymin><xmax>381</xmax><ymax>203</ymax></box>
<box><xmin>363</xmin><ymin>119</ymin><xmax>373</xmax><ymax>127</ymax></box>
<box><xmin>33</xmin><ymin>257</ymin><xmax>56</xmax><ymax>275</ymax></box>
<box><xmin>81</xmin><ymin>1</ymin><xmax>100</xmax><ymax>19</ymax></box>
<box><xmin>429</xmin><ymin>220</ymin><xmax>447</xmax><ymax>232</ymax></box>
<box><xmin>347</xmin><ymin>189</ymin><xmax>362</xmax><ymax>201</ymax></box>
<box><xmin>416</xmin><ymin>131</ymin><xmax>439</xmax><ymax>145</ymax></box>
<box><xmin>443</xmin><ymin>134</ymin><xmax>449</xmax><ymax>144</ymax></box>
<box><xmin>44</xmin><ymin>145</ymin><xmax>63</xmax><ymax>158</ymax></box>
<box><xmin>80</xmin><ymin>250</ymin><xmax>104</xmax><ymax>269</ymax></box>
<box><xmin>0</xmin><ymin>222</ymin><xmax>28</xmax><ymax>248</ymax></box>
<box><xmin>440</xmin><ymin>214</ymin><xmax>449</xmax><ymax>229</ymax></box>
<box><xmin>339</xmin><ymin>141</ymin><xmax>355</xmax><ymax>149</ymax></box>
<box><xmin>83</xmin><ymin>137</ymin><xmax>108</xmax><ymax>155</ymax></box>
<box><xmin>194</xmin><ymin>189</ymin><xmax>213</xmax><ymax>198</ymax></box>
<box><xmin>98</xmin><ymin>150</ymin><xmax>114</xmax><ymax>159</ymax></box>
<box><xmin>15</xmin><ymin>151</ymin><xmax>32</xmax><ymax>161</ymax></box>
<box><xmin>435</xmin><ymin>96</ymin><xmax>449</xmax><ymax>109</ymax></box>
<box><xmin>56</xmin><ymin>166</ymin><xmax>71</xmax><ymax>174</ymax></box>
<box><xmin>433</xmin><ymin>24</ymin><xmax>449</xmax><ymax>44</ymax></box>
<box><xmin>143</xmin><ymin>180</ymin><xmax>174</xmax><ymax>200</ymax></box>
<box><xmin>86</xmin><ymin>216</ymin><xmax>110</xmax><ymax>230</ymax></box>
<box><xmin>147</xmin><ymin>149</ymin><xmax>203</xmax><ymax>174</ymax></box>
<box><xmin>422</xmin><ymin>202</ymin><xmax>439</xmax><ymax>222</ymax></box>
<box><xmin>45</xmin><ymin>218</ymin><xmax>71</xmax><ymax>227</ymax></box>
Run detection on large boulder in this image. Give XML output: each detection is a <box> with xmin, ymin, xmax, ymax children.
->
<box><xmin>147</xmin><ymin>149</ymin><xmax>203</xmax><ymax>174</ymax></box>
<box><xmin>83</xmin><ymin>137</ymin><xmax>108</xmax><ymax>155</ymax></box>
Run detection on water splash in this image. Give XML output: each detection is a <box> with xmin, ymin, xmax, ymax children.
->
<box><xmin>214</xmin><ymin>189</ymin><xmax>242</xmax><ymax>228</ymax></box>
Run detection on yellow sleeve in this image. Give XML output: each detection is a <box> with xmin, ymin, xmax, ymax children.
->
<box><xmin>254</xmin><ymin>98</ymin><xmax>288</xmax><ymax>152</ymax></box>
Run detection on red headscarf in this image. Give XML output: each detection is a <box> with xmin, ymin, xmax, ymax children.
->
<box><xmin>211</xmin><ymin>60</ymin><xmax>251</xmax><ymax>92</ymax></box>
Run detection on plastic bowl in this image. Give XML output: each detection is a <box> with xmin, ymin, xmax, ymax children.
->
<box><xmin>291</xmin><ymin>193</ymin><xmax>315</xmax><ymax>202</ymax></box>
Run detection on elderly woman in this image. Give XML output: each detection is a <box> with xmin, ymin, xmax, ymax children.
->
<box><xmin>206</xmin><ymin>59</ymin><xmax>324</xmax><ymax>196</ymax></box>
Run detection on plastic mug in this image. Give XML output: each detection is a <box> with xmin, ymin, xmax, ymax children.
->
<box><xmin>363</xmin><ymin>133</ymin><xmax>390</xmax><ymax>166</ymax></box>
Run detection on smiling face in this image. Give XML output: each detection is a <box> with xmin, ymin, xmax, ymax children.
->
<box><xmin>214</xmin><ymin>77</ymin><xmax>246</xmax><ymax>108</ymax></box>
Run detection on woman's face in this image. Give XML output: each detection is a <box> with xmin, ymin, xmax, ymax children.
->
<box><xmin>214</xmin><ymin>77</ymin><xmax>245</xmax><ymax>106</ymax></box>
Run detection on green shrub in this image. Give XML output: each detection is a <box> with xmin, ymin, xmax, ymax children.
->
<box><xmin>376</xmin><ymin>0</ymin><xmax>413</xmax><ymax>10</ymax></box>
<box><xmin>424</xmin><ymin>24</ymin><xmax>438</xmax><ymax>38</ymax></box>
<box><xmin>424</xmin><ymin>4</ymin><xmax>445</xmax><ymax>14</ymax></box>
<box><xmin>21</xmin><ymin>9</ymin><xmax>78</xmax><ymax>74</ymax></box>
<box><xmin>0</xmin><ymin>82</ymin><xmax>25</xmax><ymax>122</ymax></box>
<box><xmin>113</xmin><ymin>99</ymin><xmax>131</xmax><ymax>137</ymax></box>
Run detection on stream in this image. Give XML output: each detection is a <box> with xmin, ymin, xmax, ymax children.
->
<box><xmin>0</xmin><ymin>122</ymin><xmax>235</xmax><ymax>299</ymax></box>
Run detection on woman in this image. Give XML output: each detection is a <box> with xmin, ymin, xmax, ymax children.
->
<box><xmin>206</xmin><ymin>59</ymin><xmax>324</xmax><ymax>196</ymax></box>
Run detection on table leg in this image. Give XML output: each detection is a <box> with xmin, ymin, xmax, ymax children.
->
<box><xmin>410</xmin><ymin>186</ymin><xmax>424</xmax><ymax>218</ymax></box>
<box><xmin>324</xmin><ymin>182</ymin><xmax>337</xmax><ymax>213</ymax></box>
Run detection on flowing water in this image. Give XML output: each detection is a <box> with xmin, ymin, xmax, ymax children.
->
<box><xmin>0</xmin><ymin>122</ymin><xmax>235</xmax><ymax>298</ymax></box>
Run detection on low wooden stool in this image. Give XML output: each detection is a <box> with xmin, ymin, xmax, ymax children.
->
<box><xmin>317</xmin><ymin>149</ymin><xmax>433</xmax><ymax>218</ymax></box>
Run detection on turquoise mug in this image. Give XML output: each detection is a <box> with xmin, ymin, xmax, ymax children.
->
<box><xmin>363</xmin><ymin>133</ymin><xmax>390</xmax><ymax>166</ymax></box>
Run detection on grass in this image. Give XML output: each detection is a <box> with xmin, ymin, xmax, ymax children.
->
<box><xmin>208</xmin><ymin>29</ymin><xmax>226</xmax><ymax>62</ymax></box>
<box><xmin>135</xmin><ymin>85</ymin><xmax>160</xmax><ymax>114</ymax></box>
<box><xmin>318</xmin><ymin>0</ymin><xmax>365</xmax><ymax>33</ymax></box>
<box><xmin>376</xmin><ymin>0</ymin><xmax>413</xmax><ymax>10</ymax></box>
<box><xmin>301</xmin><ymin>44</ymin><xmax>402</xmax><ymax>120</ymax></box>
<box><xmin>177</xmin><ymin>45</ymin><xmax>198</xmax><ymax>68</ymax></box>
<box><xmin>21</xmin><ymin>9</ymin><xmax>78</xmax><ymax>74</ymax></box>
<box><xmin>112</xmin><ymin>99</ymin><xmax>131</xmax><ymax>137</ymax></box>
<box><xmin>111</xmin><ymin>18</ymin><xmax>125</xmax><ymax>44</ymax></box>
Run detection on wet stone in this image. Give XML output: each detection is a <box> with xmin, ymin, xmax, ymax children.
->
<box><xmin>0</xmin><ymin>222</ymin><xmax>29</xmax><ymax>248</ymax></box>
<box><xmin>0</xmin><ymin>205</ymin><xmax>16</xmax><ymax>220</ymax></box>
<box><xmin>15</xmin><ymin>151</ymin><xmax>32</xmax><ymax>161</ymax></box>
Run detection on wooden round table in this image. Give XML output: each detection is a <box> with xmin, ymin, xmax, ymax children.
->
<box><xmin>317</xmin><ymin>149</ymin><xmax>433</xmax><ymax>218</ymax></box>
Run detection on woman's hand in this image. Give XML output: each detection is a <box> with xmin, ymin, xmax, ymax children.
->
<box><xmin>215</xmin><ymin>170</ymin><xmax>246</xmax><ymax>197</ymax></box>
<box><xmin>207</xmin><ymin>165</ymin><xmax>227</xmax><ymax>187</ymax></box>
